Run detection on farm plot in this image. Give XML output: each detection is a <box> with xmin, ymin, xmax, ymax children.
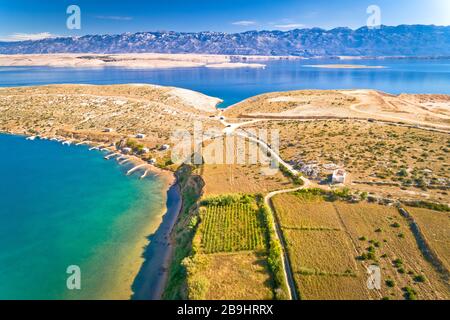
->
<box><xmin>404</xmin><ymin>207</ymin><xmax>450</xmax><ymax>275</ymax></box>
<box><xmin>271</xmin><ymin>193</ymin><xmax>342</xmax><ymax>230</ymax></box>
<box><xmin>333</xmin><ymin>201</ymin><xmax>449</xmax><ymax>300</ymax></box>
<box><xmin>186</xmin><ymin>195</ymin><xmax>276</xmax><ymax>300</ymax></box>
<box><xmin>200</xmin><ymin>252</ymin><xmax>273</xmax><ymax>300</ymax></box>
<box><xmin>199</xmin><ymin>202</ymin><xmax>265</xmax><ymax>253</ymax></box>
<box><xmin>272</xmin><ymin>191</ymin><xmax>450</xmax><ymax>300</ymax></box>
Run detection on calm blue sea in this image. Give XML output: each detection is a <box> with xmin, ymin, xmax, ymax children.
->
<box><xmin>1</xmin><ymin>59</ymin><xmax>450</xmax><ymax>107</ymax></box>
<box><xmin>1</xmin><ymin>58</ymin><xmax>450</xmax><ymax>299</ymax></box>
<box><xmin>0</xmin><ymin>135</ymin><xmax>166</xmax><ymax>299</ymax></box>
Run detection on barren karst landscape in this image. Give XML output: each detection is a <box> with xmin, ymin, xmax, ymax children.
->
<box><xmin>2</xmin><ymin>0</ymin><xmax>450</xmax><ymax>307</ymax></box>
<box><xmin>1</xmin><ymin>83</ymin><xmax>449</xmax><ymax>301</ymax></box>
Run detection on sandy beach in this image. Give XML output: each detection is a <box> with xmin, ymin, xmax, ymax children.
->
<box><xmin>131</xmin><ymin>183</ymin><xmax>182</xmax><ymax>299</ymax></box>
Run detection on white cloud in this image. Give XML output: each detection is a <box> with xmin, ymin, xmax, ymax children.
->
<box><xmin>232</xmin><ymin>20</ymin><xmax>257</xmax><ymax>27</ymax></box>
<box><xmin>0</xmin><ymin>32</ymin><xmax>57</xmax><ymax>42</ymax></box>
<box><xmin>273</xmin><ymin>23</ymin><xmax>305</xmax><ymax>30</ymax></box>
<box><xmin>95</xmin><ymin>15</ymin><xmax>133</xmax><ymax>21</ymax></box>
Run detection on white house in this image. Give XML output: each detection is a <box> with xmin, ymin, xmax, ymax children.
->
<box><xmin>141</xmin><ymin>147</ymin><xmax>150</xmax><ymax>154</ymax></box>
<box><xmin>332</xmin><ymin>169</ymin><xmax>346</xmax><ymax>184</ymax></box>
<box><xmin>122</xmin><ymin>147</ymin><xmax>132</xmax><ymax>154</ymax></box>
<box><xmin>103</xmin><ymin>128</ymin><xmax>113</xmax><ymax>133</ymax></box>
<box><xmin>148</xmin><ymin>158</ymin><xmax>157</xmax><ymax>165</ymax></box>
<box><xmin>136</xmin><ymin>133</ymin><xmax>146</xmax><ymax>139</ymax></box>
<box><xmin>160</xmin><ymin>144</ymin><xmax>170</xmax><ymax>151</ymax></box>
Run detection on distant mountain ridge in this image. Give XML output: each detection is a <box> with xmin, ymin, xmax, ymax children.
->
<box><xmin>1</xmin><ymin>25</ymin><xmax>450</xmax><ymax>57</ymax></box>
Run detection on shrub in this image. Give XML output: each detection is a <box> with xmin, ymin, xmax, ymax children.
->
<box><xmin>391</xmin><ymin>222</ymin><xmax>401</xmax><ymax>228</ymax></box>
<box><xmin>182</xmin><ymin>255</ymin><xmax>210</xmax><ymax>300</ymax></box>
<box><xmin>397</xmin><ymin>169</ymin><xmax>408</xmax><ymax>177</ymax></box>
<box><xmin>385</xmin><ymin>279</ymin><xmax>395</xmax><ymax>288</ymax></box>
<box><xmin>259</xmin><ymin>204</ymin><xmax>289</xmax><ymax>300</ymax></box>
<box><xmin>393</xmin><ymin>258</ymin><xmax>403</xmax><ymax>268</ymax></box>
<box><xmin>403</xmin><ymin>287</ymin><xmax>418</xmax><ymax>300</ymax></box>
<box><xmin>413</xmin><ymin>275</ymin><xmax>426</xmax><ymax>283</ymax></box>
<box><xmin>279</xmin><ymin>163</ymin><xmax>304</xmax><ymax>185</ymax></box>
<box><xmin>200</xmin><ymin>194</ymin><xmax>253</xmax><ymax>206</ymax></box>
<box><xmin>402</xmin><ymin>200</ymin><xmax>450</xmax><ymax>212</ymax></box>
<box><xmin>359</xmin><ymin>252</ymin><xmax>376</xmax><ymax>261</ymax></box>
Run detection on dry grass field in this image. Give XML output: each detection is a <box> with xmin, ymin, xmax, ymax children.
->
<box><xmin>406</xmin><ymin>207</ymin><xmax>450</xmax><ymax>271</ymax></box>
<box><xmin>0</xmin><ymin>84</ymin><xmax>220</xmax><ymax>147</ymax></box>
<box><xmin>224</xmin><ymin>90</ymin><xmax>359</xmax><ymax>118</ymax></box>
<box><xmin>296</xmin><ymin>274</ymin><xmax>373</xmax><ymax>300</ymax></box>
<box><xmin>224</xmin><ymin>89</ymin><xmax>450</xmax><ymax>130</ymax></box>
<box><xmin>198</xmin><ymin>164</ymin><xmax>294</xmax><ymax>195</ymax></box>
<box><xmin>198</xmin><ymin>251</ymin><xmax>273</xmax><ymax>300</ymax></box>
<box><xmin>284</xmin><ymin>229</ymin><xmax>357</xmax><ymax>275</ymax></box>
<box><xmin>244</xmin><ymin>120</ymin><xmax>449</xmax><ymax>203</ymax></box>
<box><xmin>185</xmin><ymin>195</ymin><xmax>276</xmax><ymax>300</ymax></box>
<box><xmin>336</xmin><ymin>201</ymin><xmax>449</xmax><ymax>300</ymax></box>
<box><xmin>271</xmin><ymin>191</ymin><xmax>450</xmax><ymax>300</ymax></box>
<box><xmin>195</xmin><ymin>134</ymin><xmax>295</xmax><ymax>195</ymax></box>
<box><xmin>272</xmin><ymin>193</ymin><xmax>342</xmax><ymax>229</ymax></box>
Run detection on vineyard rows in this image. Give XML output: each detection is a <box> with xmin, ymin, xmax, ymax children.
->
<box><xmin>201</xmin><ymin>203</ymin><xmax>265</xmax><ymax>253</ymax></box>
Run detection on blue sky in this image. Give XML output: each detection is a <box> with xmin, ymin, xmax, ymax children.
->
<box><xmin>0</xmin><ymin>0</ymin><xmax>449</xmax><ymax>41</ymax></box>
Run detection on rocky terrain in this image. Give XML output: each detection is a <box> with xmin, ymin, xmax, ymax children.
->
<box><xmin>1</xmin><ymin>25</ymin><xmax>450</xmax><ymax>57</ymax></box>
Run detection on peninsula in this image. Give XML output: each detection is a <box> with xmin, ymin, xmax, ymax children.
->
<box><xmin>0</xmin><ymin>84</ymin><xmax>448</xmax><ymax>301</ymax></box>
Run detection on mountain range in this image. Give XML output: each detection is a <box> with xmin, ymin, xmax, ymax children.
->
<box><xmin>1</xmin><ymin>25</ymin><xmax>450</xmax><ymax>57</ymax></box>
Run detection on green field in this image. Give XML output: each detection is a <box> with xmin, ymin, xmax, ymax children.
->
<box><xmin>200</xmin><ymin>202</ymin><xmax>265</xmax><ymax>253</ymax></box>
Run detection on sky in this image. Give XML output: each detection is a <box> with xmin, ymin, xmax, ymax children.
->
<box><xmin>0</xmin><ymin>0</ymin><xmax>449</xmax><ymax>41</ymax></box>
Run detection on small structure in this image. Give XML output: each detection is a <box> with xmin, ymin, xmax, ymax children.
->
<box><xmin>323</xmin><ymin>163</ymin><xmax>339</xmax><ymax>171</ymax></box>
<box><xmin>332</xmin><ymin>169</ymin><xmax>346</xmax><ymax>184</ymax></box>
<box><xmin>160</xmin><ymin>144</ymin><xmax>170</xmax><ymax>151</ymax></box>
<box><xmin>136</xmin><ymin>133</ymin><xmax>146</xmax><ymax>139</ymax></box>
<box><xmin>148</xmin><ymin>158</ymin><xmax>157</xmax><ymax>165</ymax></box>
<box><xmin>297</xmin><ymin>162</ymin><xmax>320</xmax><ymax>180</ymax></box>
<box><xmin>122</xmin><ymin>147</ymin><xmax>132</xmax><ymax>154</ymax></box>
<box><xmin>141</xmin><ymin>147</ymin><xmax>150</xmax><ymax>154</ymax></box>
<box><xmin>103</xmin><ymin>128</ymin><xmax>114</xmax><ymax>133</ymax></box>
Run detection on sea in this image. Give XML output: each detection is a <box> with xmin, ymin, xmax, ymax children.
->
<box><xmin>1</xmin><ymin>58</ymin><xmax>450</xmax><ymax>299</ymax></box>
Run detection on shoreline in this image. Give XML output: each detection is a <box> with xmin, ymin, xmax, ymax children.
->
<box><xmin>131</xmin><ymin>182</ymin><xmax>182</xmax><ymax>300</ymax></box>
<box><xmin>0</xmin><ymin>53</ymin><xmax>270</xmax><ymax>70</ymax></box>
<box><xmin>0</xmin><ymin>131</ymin><xmax>180</xmax><ymax>300</ymax></box>
<box><xmin>304</xmin><ymin>64</ymin><xmax>386</xmax><ymax>69</ymax></box>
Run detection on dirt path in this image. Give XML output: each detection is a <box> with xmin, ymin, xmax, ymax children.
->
<box><xmin>342</xmin><ymin>91</ymin><xmax>450</xmax><ymax>131</ymax></box>
<box><xmin>264</xmin><ymin>187</ymin><xmax>305</xmax><ymax>300</ymax></box>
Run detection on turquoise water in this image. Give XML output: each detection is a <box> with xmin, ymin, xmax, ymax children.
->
<box><xmin>1</xmin><ymin>59</ymin><xmax>450</xmax><ymax>107</ymax></box>
<box><xmin>0</xmin><ymin>134</ymin><xmax>166</xmax><ymax>299</ymax></box>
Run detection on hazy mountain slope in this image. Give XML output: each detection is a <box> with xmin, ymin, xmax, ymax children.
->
<box><xmin>1</xmin><ymin>25</ymin><xmax>450</xmax><ymax>57</ymax></box>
